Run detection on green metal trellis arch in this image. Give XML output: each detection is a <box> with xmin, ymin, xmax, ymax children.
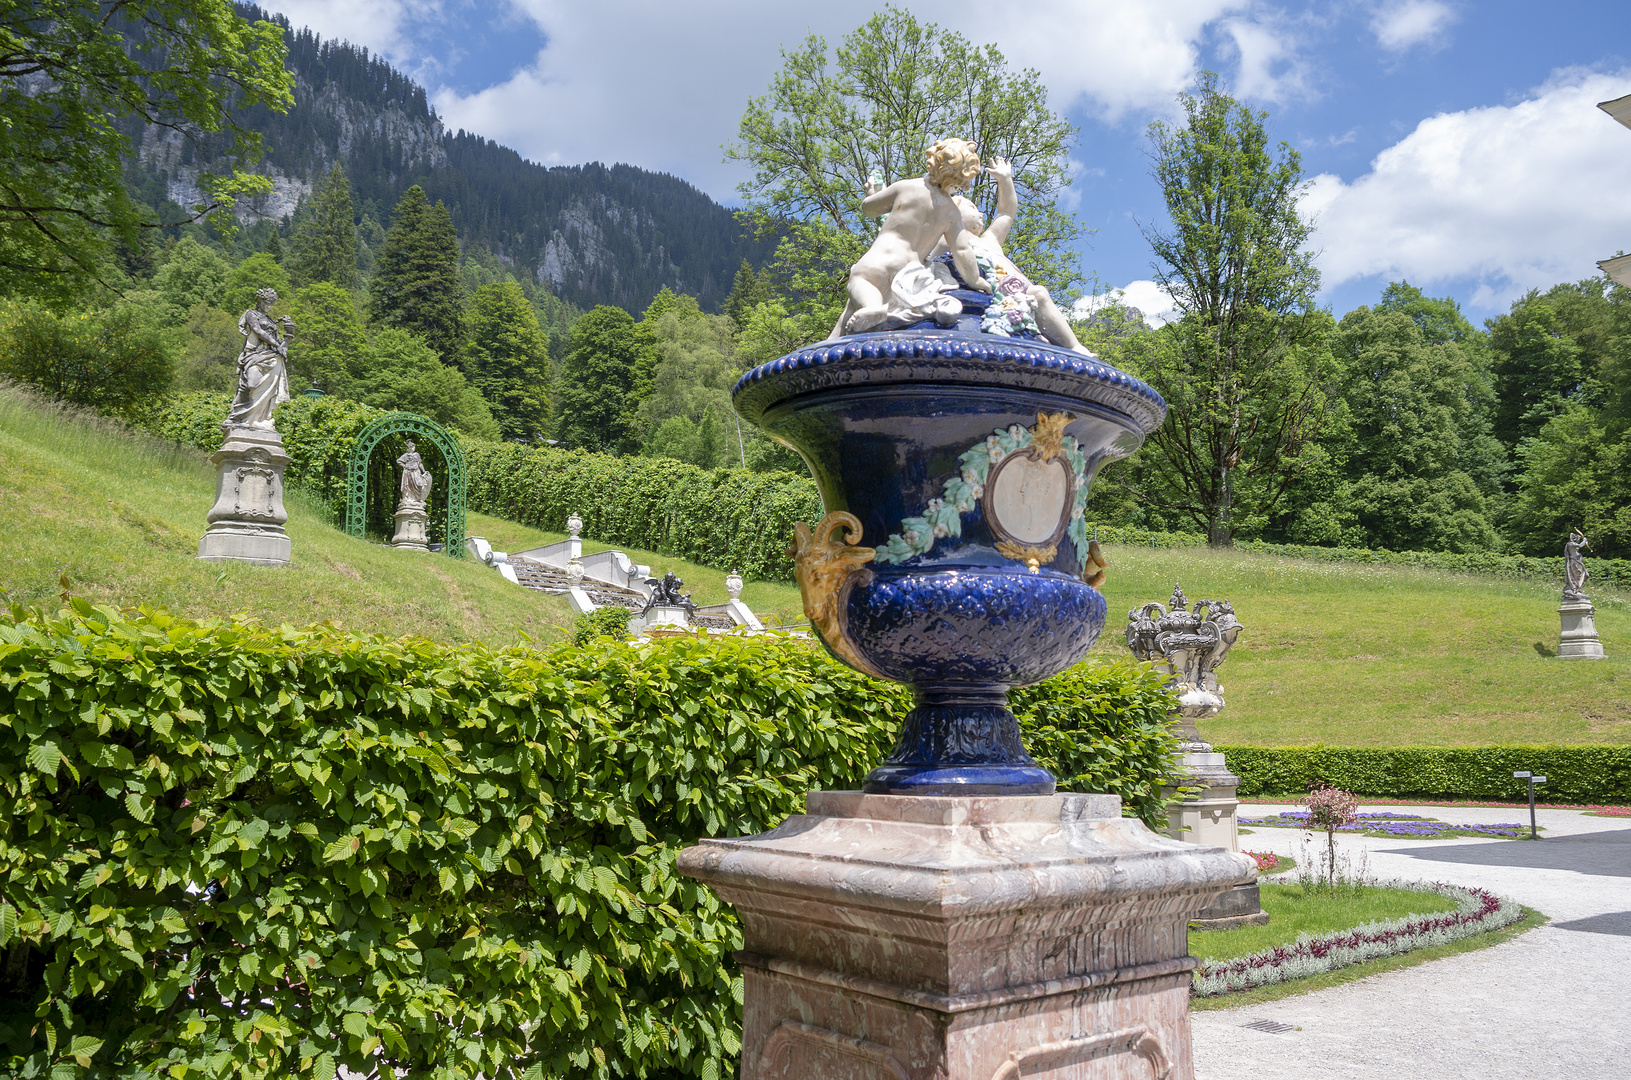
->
<box><xmin>344</xmin><ymin>412</ymin><xmax>466</xmax><ymax>558</ymax></box>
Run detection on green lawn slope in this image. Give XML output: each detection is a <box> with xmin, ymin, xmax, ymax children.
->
<box><xmin>1096</xmin><ymin>544</ymin><xmax>1631</xmax><ymax>746</ymax></box>
<box><xmin>0</xmin><ymin>387</ymin><xmax>574</xmax><ymax>646</ymax></box>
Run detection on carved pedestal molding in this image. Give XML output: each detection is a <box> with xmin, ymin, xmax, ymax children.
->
<box><xmin>1558</xmin><ymin>599</ymin><xmax>1605</xmax><ymax>659</ymax></box>
<box><xmin>197</xmin><ymin>427</ymin><xmax>292</xmax><ymax>567</ymax></box>
<box><xmin>391</xmin><ymin>508</ymin><xmax>429</xmax><ymax>552</ymax></box>
<box><xmin>679</xmin><ymin>792</ymin><xmax>1249</xmax><ymax>1080</ymax></box>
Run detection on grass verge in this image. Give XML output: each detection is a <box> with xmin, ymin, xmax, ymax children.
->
<box><xmin>1097</xmin><ymin>544</ymin><xmax>1631</xmax><ymax>746</ymax></box>
<box><xmin>0</xmin><ymin>386</ymin><xmax>576</xmax><ymax>646</ymax></box>
<box><xmin>1189</xmin><ymin>905</ymin><xmax>1547</xmax><ymax>1010</ymax></box>
<box><xmin>1190</xmin><ymin>883</ymin><xmax>1461</xmax><ymax>962</ymax></box>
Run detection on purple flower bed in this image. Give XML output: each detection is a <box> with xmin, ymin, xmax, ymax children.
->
<box><xmin>1192</xmin><ymin>881</ymin><xmax>1524</xmax><ymax>996</ymax></box>
<box><xmin>1239</xmin><ymin>810</ymin><xmax>1527</xmax><ymax>839</ymax></box>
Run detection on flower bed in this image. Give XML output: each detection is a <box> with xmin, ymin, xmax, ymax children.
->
<box><xmin>1192</xmin><ymin>881</ymin><xmax>1523</xmax><ymax>996</ymax></box>
<box><xmin>1244</xmin><ymin>850</ymin><xmax>1280</xmax><ymax>873</ymax></box>
<box><xmin>1239</xmin><ymin>810</ymin><xmax>1529</xmax><ymax>839</ymax></box>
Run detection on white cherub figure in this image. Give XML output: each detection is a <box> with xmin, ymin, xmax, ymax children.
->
<box><xmin>833</xmin><ymin>138</ymin><xmax>991</xmax><ymax>338</ymax></box>
<box><xmin>936</xmin><ymin>157</ymin><xmax>1095</xmax><ymax>356</ymax></box>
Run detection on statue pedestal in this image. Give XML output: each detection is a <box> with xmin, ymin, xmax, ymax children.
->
<box><xmin>1167</xmin><ymin>751</ymin><xmax>1266</xmax><ymax>929</ymax></box>
<box><xmin>391</xmin><ymin>507</ymin><xmax>429</xmax><ymax>551</ymax></box>
<box><xmin>630</xmin><ymin>604</ymin><xmax>690</xmax><ymax>635</ymax></box>
<box><xmin>197</xmin><ymin>427</ymin><xmax>291</xmax><ymax>567</ymax></box>
<box><xmin>678</xmin><ymin>792</ymin><xmax>1250</xmax><ymax>1080</ymax></box>
<box><xmin>1559</xmin><ymin>599</ymin><xmax>1605</xmax><ymax>659</ymax></box>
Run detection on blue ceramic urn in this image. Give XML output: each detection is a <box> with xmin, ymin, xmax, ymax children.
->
<box><xmin>733</xmin><ymin>320</ymin><xmax>1166</xmax><ymax>795</ymax></box>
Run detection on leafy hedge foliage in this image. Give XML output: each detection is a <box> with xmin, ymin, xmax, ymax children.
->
<box><xmin>1221</xmin><ymin>745</ymin><xmax>1631</xmax><ymax>803</ymax></box>
<box><xmin>460</xmin><ymin>441</ymin><xmax>820</xmax><ymax>581</ymax></box>
<box><xmin>1235</xmin><ymin>539</ymin><xmax>1631</xmax><ymax>588</ymax></box>
<box><xmin>1085</xmin><ymin>523</ymin><xmax>1208</xmax><ymax>548</ymax></box>
<box><xmin>0</xmin><ymin>603</ymin><xmax>1176</xmax><ymax>1079</ymax></box>
<box><xmin>571</xmin><ymin>607</ymin><xmax>633</xmax><ymax>646</ymax></box>
<box><xmin>136</xmin><ymin>394</ymin><xmax>820</xmax><ymax>579</ymax></box>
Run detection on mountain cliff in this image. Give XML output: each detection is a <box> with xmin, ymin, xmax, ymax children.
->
<box><xmin>125</xmin><ymin>5</ymin><xmax>773</xmax><ymax>314</ymax></box>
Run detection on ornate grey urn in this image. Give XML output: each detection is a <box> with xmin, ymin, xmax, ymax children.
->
<box><xmin>1125</xmin><ymin>582</ymin><xmax>1243</xmax><ymax>752</ymax></box>
<box><xmin>1126</xmin><ymin>583</ymin><xmax>1263</xmax><ymax>926</ymax></box>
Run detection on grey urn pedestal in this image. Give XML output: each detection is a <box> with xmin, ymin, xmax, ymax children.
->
<box><xmin>678</xmin><ymin>791</ymin><xmax>1251</xmax><ymax>1080</ymax></box>
<box><xmin>196</xmin><ymin>427</ymin><xmax>292</xmax><ymax>567</ymax></box>
<box><xmin>1166</xmin><ymin>752</ymin><xmax>1265</xmax><ymax>929</ymax></box>
<box><xmin>1558</xmin><ymin>599</ymin><xmax>1605</xmax><ymax>659</ymax></box>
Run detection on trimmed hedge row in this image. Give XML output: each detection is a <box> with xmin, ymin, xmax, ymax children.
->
<box><xmin>135</xmin><ymin>393</ymin><xmax>821</xmax><ymax>581</ymax></box>
<box><xmin>460</xmin><ymin>441</ymin><xmax>819</xmax><ymax>582</ymax></box>
<box><xmin>1220</xmin><ymin>745</ymin><xmax>1631</xmax><ymax>803</ymax></box>
<box><xmin>1235</xmin><ymin>539</ymin><xmax>1631</xmax><ymax>588</ymax></box>
<box><xmin>0</xmin><ymin>602</ymin><xmax>1177</xmax><ymax>1079</ymax></box>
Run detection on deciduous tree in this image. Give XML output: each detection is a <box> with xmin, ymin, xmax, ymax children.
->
<box><xmin>728</xmin><ymin>5</ymin><xmax>1082</xmax><ymax>311</ymax></box>
<box><xmin>556</xmin><ymin>306</ymin><xmax>646</xmax><ymax>454</ymax></box>
<box><xmin>1130</xmin><ymin>74</ymin><xmax>1333</xmax><ymax>546</ymax></box>
<box><xmin>0</xmin><ymin>0</ymin><xmax>292</xmax><ymax>301</ymax></box>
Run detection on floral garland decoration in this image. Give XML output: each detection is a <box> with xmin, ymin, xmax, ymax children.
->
<box><xmin>873</xmin><ymin>414</ymin><xmax>1090</xmax><ymax>565</ymax></box>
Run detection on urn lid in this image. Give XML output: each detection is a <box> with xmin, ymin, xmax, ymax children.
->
<box><xmin>731</xmin><ymin>329</ymin><xmax>1167</xmax><ymax>434</ymax></box>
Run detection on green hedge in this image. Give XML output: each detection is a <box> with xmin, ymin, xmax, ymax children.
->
<box><xmin>0</xmin><ymin>602</ymin><xmax>1176</xmax><ymax>1079</ymax></box>
<box><xmin>136</xmin><ymin>394</ymin><xmax>821</xmax><ymax>580</ymax></box>
<box><xmin>1235</xmin><ymin>540</ymin><xmax>1631</xmax><ymax>588</ymax></box>
<box><xmin>1220</xmin><ymin>745</ymin><xmax>1631</xmax><ymax>803</ymax></box>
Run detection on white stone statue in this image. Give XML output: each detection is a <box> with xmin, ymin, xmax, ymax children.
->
<box><xmin>936</xmin><ymin>158</ymin><xmax>1094</xmax><ymax>356</ymax></box>
<box><xmin>224</xmin><ymin>287</ymin><xmax>293</xmax><ymax>433</ymax></box>
<box><xmin>1564</xmin><ymin>529</ymin><xmax>1591</xmax><ymax>600</ymax></box>
<box><xmin>832</xmin><ymin>138</ymin><xmax>991</xmax><ymax>337</ymax></box>
<box><xmin>396</xmin><ymin>440</ymin><xmax>433</xmax><ymax>509</ymax></box>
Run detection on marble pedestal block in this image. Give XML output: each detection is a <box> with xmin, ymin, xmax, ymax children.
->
<box><xmin>1558</xmin><ymin>599</ymin><xmax>1605</xmax><ymax>659</ymax></box>
<box><xmin>1165</xmin><ymin>753</ymin><xmax>1265</xmax><ymax>929</ymax></box>
<box><xmin>678</xmin><ymin>791</ymin><xmax>1251</xmax><ymax>1080</ymax></box>
<box><xmin>391</xmin><ymin>507</ymin><xmax>429</xmax><ymax>551</ymax></box>
<box><xmin>197</xmin><ymin>427</ymin><xmax>291</xmax><ymax>566</ymax></box>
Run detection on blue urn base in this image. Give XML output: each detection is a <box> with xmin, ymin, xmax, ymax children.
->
<box><xmin>862</xmin><ymin>687</ymin><xmax>1057</xmax><ymax>796</ymax></box>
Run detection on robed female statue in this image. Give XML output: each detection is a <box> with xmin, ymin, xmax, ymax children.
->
<box><xmin>224</xmin><ymin>287</ymin><xmax>294</xmax><ymax>432</ymax></box>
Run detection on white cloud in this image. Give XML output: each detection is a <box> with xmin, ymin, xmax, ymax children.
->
<box><xmin>1073</xmin><ymin>281</ymin><xmax>1179</xmax><ymax>327</ymax></box>
<box><xmin>259</xmin><ymin>1</ymin><xmax>1315</xmax><ymax>203</ymax></box>
<box><xmin>1220</xmin><ymin>11</ymin><xmax>1314</xmax><ymax>104</ymax></box>
<box><xmin>422</xmin><ymin>1</ymin><xmax>1276</xmax><ymax>199</ymax></box>
<box><xmin>1370</xmin><ymin>1</ymin><xmax>1458</xmax><ymax>53</ymax></box>
<box><xmin>1306</xmin><ymin>68</ymin><xmax>1631</xmax><ymax>308</ymax></box>
<box><xmin>264</xmin><ymin>1</ymin><xmax>446</xmax><ymax>63</ymax></box>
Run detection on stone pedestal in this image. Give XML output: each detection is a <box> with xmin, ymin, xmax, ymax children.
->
<box><xmin>678</xmin><ymin>791</ymin><xmax>1251</xmax><ymax>1080</ymax></box>
<box><xmin>631</xmin><ymin>604</ymin><xmax>690</xmax><ymax>635</ymax></box>
<box><xmin>1166</xmin><ymin>751</ymin><xmax>1265</xmax><ymax>929</ymax></box>
<box><xmin>391</xmin><ymin>506</ymin><xmax>429</xmax><ymax>551</ymax></box>
<box><xmin>1559</xmin><ymin>599</ymin><xmax>1605</xmax><ymax>659</ymax></box>
<box><xmin>197</xmin><ymin>427</ymin><xmax>291</xmax><ymax>566</ymax></box>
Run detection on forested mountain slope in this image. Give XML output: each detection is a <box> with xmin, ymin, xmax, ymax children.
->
<box><xmin>123</xmin><ymin>4</ymin><xmax>774</xmax><ymax>313</ymax></box>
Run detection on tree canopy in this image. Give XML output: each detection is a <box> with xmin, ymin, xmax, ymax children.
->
<box><xmin>1129</xmin><ymin>73</ymin><xmax>1333</xmax><ymax>546</ymax></box>
<box><xmin>291</xmin><ymin>163</ymin><xmax>358</xmax><ymax>289</ymax></box>
<box><xmin>728</xmin><ymin>4</ymin><xmax>1082</xmax><ymax>305</ymax></box>
<box><xmin>368</xmin><ymin>185</ymin><xmax>464</xmax><ymax>362</ymax></box>
<box><xmin>0</xmin><ymin>0</ymin><xmax>292</xmax><ymax>302</ymax></box>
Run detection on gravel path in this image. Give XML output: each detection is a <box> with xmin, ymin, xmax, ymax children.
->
<box><xmin>1189</xmin><ymin>803</ymin><xmax>1631</xmax><ymax>1079</ymax></box>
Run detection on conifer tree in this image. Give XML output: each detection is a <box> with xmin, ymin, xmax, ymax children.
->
<box><xmin>557</xmin><ymin>305</ymin><xmax>646</xmax><ymax>453</ymax></box>
<box><xmin>369</xmin><ymin>185</ymin><xmax>465</xmax><ymax>362</ymax></box>
<box><xmin>291</xmin><ymin>163</ymin><xmax>358</xmax><ymax>288</ymax></box>
<box><xmin>463</xmin><ymin>282</ymin><xmax>552</xmax><ymax>442</ymax></box>
<box><xmin>723</xmin><ymin>260</ymin><xmax>771</xmax><ymax>326</ymax></box>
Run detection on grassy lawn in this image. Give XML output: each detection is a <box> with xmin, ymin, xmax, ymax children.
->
<box><xmin>1096</xmin><ymin>544</ymin><xmax>1631</xmax><ymax>746</ymax></box>
<box><xmin>1189</xmin><ymin>906</ymin><xmax>1547</xmax><ymax>1011</ymax></box>
<box><xmin>1189</xmin><ymin>882</ymin><xmax>1460</xmax><ymax>963</ymax></box>
<box><xmin>0</xmin><ymin>388</ymin><xmax>576</xmax><ymax>647</ymax></box>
